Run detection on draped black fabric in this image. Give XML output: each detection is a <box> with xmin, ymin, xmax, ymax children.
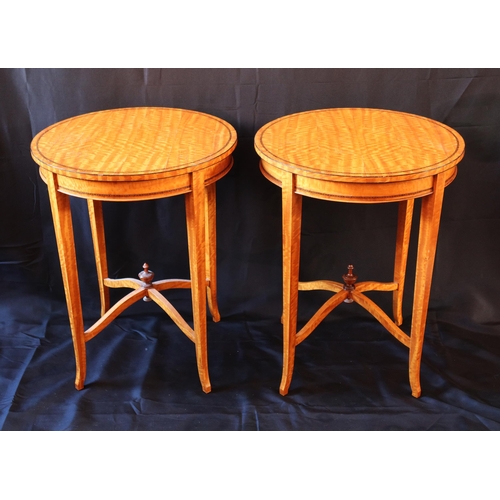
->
<box><xmin>1</xmin><ymin>68</ymin><xmax>500</xmax><ymax>430</ymax></box>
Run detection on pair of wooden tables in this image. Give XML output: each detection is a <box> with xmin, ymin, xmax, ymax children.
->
<box><xmin>31</xmin><ymin>107</ymin><xmax>464</xmax><ymax>397</ymax></box>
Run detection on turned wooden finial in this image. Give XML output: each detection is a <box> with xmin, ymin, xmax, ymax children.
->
<box><xmin>138</xmin><ymin>263</ymin><xmax>154</xmax><ymax>285</ymax></box>
<box><xmin>138</xmin><ymin>263</ymin><xmax>154</xmax><ymax>301</ymax></box>
<box><xmin>342</xmin><ymin>264</ymin><xmax>357</xmax><ymax>303</ymax></box>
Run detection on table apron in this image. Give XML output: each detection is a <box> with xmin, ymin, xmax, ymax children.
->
<box><xmin>260</xmin><ymin>161</ymin><xmax>457</xmax><ymax>203</ymax></box>
<box><xmin>39</xmin><ymin>157</ymin><xmax>233</xmax><ymax>202</ymax></box>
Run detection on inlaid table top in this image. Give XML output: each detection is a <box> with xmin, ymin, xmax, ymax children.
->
<box><xmin>255</xmin><ymin>108</ymin><xmax>465</xmax><ymax>183</ymax></box>
<box><xmin>31</xmin><ymin>107</ymin><xmax>237</xmax><ymax>182</ymax></box>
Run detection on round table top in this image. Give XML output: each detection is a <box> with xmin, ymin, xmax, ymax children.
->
<box><xmin>255</xmin><ymin>108</ymin><xmax>465</xmax><ymax>183</ymax></box>
<box><xmin>31</xmin><ymin>107</ymin><xmax>237</xmax><ymax>181</ymax></box>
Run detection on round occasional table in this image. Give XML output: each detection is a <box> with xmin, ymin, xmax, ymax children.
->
<box><xmin>31</xmin><ymin>107</ymin><xmax>237</xmax><ymax>393</ymax></box>
<box><xmin>254</xmin><ymin>108</ymin><xmax>465</xmax><ymax>397</ymax></box>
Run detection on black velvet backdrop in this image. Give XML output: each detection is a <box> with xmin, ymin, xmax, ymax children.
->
<box><xmin>1</xmin><ymin>68</ymin><xmax>500</xmax><ymax>431</ymax></box>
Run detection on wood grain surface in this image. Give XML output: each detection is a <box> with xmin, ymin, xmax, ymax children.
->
<box><xmin>255</xmin><ymin>108</ymin><xmax>464</xmax><ymax>182</ymax></box>
<box><xmin>32</xmin><ymin>107</ymin><xmax>237</xmax><ymax>181</ymax></box>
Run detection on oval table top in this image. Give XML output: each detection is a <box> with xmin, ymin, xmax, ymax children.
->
<box><xmin>31</xmin><ymin>107</ymin><xmax>238</xmax><ymax>182</ymax></box>
<box><xmin>255</xmin><ymin>108</ymin><xmax>465</xmax><ymax>183</ymax></box>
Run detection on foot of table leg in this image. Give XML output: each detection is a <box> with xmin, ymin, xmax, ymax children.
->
<box><xmin>186</xmin><ymin>172</ymin><xmax>211</xmax><ymax>393</ymax></box>
<box><xmin>409</xmin><ymin>174</ymin><xmax>445</xmax><ymax>398</ymax></box>
<box><xmin>205</xmin><ymin>182</ymin><xmax>221</xmax><ymax>322</ymax></box>
<box><xmin>47</xmin><ymin>172</ymin><xmax>87</xmax><ymax>390</ymax></box>
<box><xmin>280</xmin><ymin>173</ymin><xmax>302</xmax><ymax>396</ymax></box>
<box><xmin>393</xmin><ymin>199</ymin><xmax>414</xmax><ymax>326</ymax></box>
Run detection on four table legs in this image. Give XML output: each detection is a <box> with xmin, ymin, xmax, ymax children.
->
<box><xmin>185</xmin><ymin>172</ymin><xmax>212</xmax><ymax>393</ymax></box>
<box><xmin>46</xmin><ymin>172</ymin><xmax>87</xmax><ymax>390</ymax></box>
<box><xmin>280</xmin><ymin>172</ymin><xmax>302</xmax><ymax>396</ymax></box>
<box><xmin>205</xmin><ymin>183</ymin><xmax>221</xmax><ymax>323</ymax></box>
<box><xmin>47</xmin><ymin>170</ymin><xmax>218</xmax><ymax>393</ymax></box>
<box><xmin>393</xmin><ymin>199</ymin><xmax>414</xmax><ymax>326</ymax></box>
<box><xmin>279</xmin><ymin>172</ymin><xmax>446</xmax><ymax>397</ymax></box>
<box><xmin>409</xmin><ymin>173</ymin><xmax>445</xmax><ymax>397</ymax></box>
<box><xmin>88</xmin><ymin>199</ymin><xmax>110</xmax><ymax>317</ymax></box>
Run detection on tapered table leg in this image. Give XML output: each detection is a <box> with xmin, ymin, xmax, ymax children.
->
<box><xmin>205</xmin><ymin>182</ymin><xmax>221</xmax><ymax>322</ymax></box>
<box><xmin>46</xmin><ymin>172</ymin><xmax>87</xmax><ymax>390</ymax></box>
<box><xmin>88</xmin><ymin>199</ymin><xmax>110</xmax><ymax>317</ymax></box>
<box><xmin>393</xmin><ymin>199</ymin><xmax>414</xmax><ymax>326</ymax></box>
<box><xmin>280</xmin><ymin>173</ymin><xmax>302</xmax><ymax>396</ymax></box>
<box><xmin>409</xmin><ymin>173</ymin><xmax>445</xmax><ymax>397</ymax></box>
<box><xmin>186</xmin><ymin>172</ymin><xmax>211</xmax><ymax>393</ymax></box>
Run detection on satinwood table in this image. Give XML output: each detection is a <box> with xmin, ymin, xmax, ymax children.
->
<box><xmin>31</xmin><ymin>107</ymin><xmax>237</xmax><ymax>393</ymax></box>
<box><xmin>255</xmin><ymin>108</ymin><xmax>464</xmax><ymax>397</ymax></box>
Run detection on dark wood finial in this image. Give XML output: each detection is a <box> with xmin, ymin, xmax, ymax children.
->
<box><xmin>342</xmin><ymin>264</ymin><xmax>357</xmax><ymax>303</ymax></box>
<box><xmin>138</xmin><ymin>263</ymin><xmax>154</xmax><ymax>286</ymax></box>
<box><xmin>138</xmin><ymin>263</ymin><xmax>154</xmax><ymax>301</ymax></box>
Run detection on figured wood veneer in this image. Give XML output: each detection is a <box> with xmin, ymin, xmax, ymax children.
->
<box><xmin>255</xmin><ymin>108</ymin><xmax>465</xmax><ymax>398</ymax></box>
<box><xmin>32</xmin><ymin>107</ymin><xmax>236</xmax><ymax>181</ymax></box>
